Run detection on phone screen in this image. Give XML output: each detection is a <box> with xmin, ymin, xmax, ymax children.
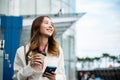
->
<box><xmin>42</xmin><ymin>66</ymin><xmax>57</xmax><ymax>77</ymax></box>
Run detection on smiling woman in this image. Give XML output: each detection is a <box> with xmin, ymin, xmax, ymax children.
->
<box><xmin>13</xmin><ymin>16</ymin><xmax>66</xmax><ymax>80</ymax></box>
<box><xmin>39</xmin><ymin>17</ymin><xmax>55</xmax><ymax>37</ymax></box>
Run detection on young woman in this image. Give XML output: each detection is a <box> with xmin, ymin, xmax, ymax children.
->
<box><xmin>13</xmin><ymin>16</ymin><xmax>66</xmax><ymax>80</ymax></box>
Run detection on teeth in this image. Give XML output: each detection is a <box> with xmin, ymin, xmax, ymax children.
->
<box><xmin>47</xmin><ymin>30</ymin><xmax>52</xmax><ymax>33</ymax></box>
<box><xmin>48</xmin><ymin>29</ymin><xmax>52</xmax><ymax>31</ymax></box>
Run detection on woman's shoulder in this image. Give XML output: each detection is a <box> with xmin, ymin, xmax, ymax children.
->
<box><xmin>15</xmin><ymin>44</ymin><xmax>30</xmax><ymax>60</ymax></box>
<box><xmin>58</xmin><ymin>45</ymin><xmax>63</xmax><ymax>53</ymax></box>
<box><xmin>17</xmin><ymin>44</ymin><xmax>29</xmax><ymax>50</ymax></box>
<box><xmin>17</xmin><ymin>45</ymin><xmax>24</xmax><ymax>52</ymax></box>
<box><xmin>16</xmin><ymin>44</ymin><xmax>29</xmax><ymax>54</ymax></box>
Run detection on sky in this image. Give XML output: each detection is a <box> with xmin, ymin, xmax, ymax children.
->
<box><xmin>75</xmin><ymin>0</ymin><xmax>120</xmax><ymax>58</ymax></box>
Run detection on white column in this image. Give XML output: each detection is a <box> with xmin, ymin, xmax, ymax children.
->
<box><xmin>8</xmin><ymin>0</ymin><xmax>20</xmax><ymax>16</ymax></box>
<box><xmin>0</xmin><ymin>40</ymin><xmax>5</xmax><ymax>80</ymax></box>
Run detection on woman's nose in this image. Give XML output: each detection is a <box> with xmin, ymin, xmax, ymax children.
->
<box><xmin>48</xmin><ymin>24</ymin><xmax>52</xmax><ymax>28</ymax></box>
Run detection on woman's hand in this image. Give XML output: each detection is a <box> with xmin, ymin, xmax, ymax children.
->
<box><xmin>30</xmin><ymin>53</ymin><xmax>45</xmax><ymax>70</ymax></box>
<box><xmin>43</xmin><ymin>72</ymin><xmax>56</xmax><ymax>80</ymax></box>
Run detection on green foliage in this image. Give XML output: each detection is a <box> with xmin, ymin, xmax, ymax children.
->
<box><xmin>102</xmin><ymin>53</ymin><xmax>110</xmax><ymax>57</ymax></box>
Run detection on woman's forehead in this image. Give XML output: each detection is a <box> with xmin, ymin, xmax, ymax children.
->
<box><xmin>43</xmin><ymin>17</ymin><xmax>53</xmax><ymax>24</ymax></box>
<box><xmin>43</xmin><ymin>17</ymin><xmax>51</xmax><ymax>21</ymax></box>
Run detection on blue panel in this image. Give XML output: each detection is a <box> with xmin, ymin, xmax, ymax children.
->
<box><xmin>1</xmin><ymin>16</ymin><xmax>22</xmax><ymax>80</ymax></box>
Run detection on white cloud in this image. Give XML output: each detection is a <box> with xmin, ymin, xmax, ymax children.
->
<box><xmin>75</xmin><ymin>0</ymin><xmax>120</xmax><ymax>58</ymax></box>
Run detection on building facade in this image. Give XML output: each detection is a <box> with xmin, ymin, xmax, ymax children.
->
<box><xmin>0</xmin><ymin>0</ymin><xmax>84</xmax><ymax>80</ymax></box>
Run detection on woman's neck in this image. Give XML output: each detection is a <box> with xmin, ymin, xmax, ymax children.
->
<box><xmin>39</xmin><ymin>37</ymin><xmax>48</xmax><ymax>51</ymax></box>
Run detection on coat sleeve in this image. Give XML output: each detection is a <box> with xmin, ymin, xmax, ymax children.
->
<box><xmin>13</xmin><ymin>46</ymin><xmax>35</xmax><ymax>80</ymax></box>
<box><xmin>56</xmin><ymin>47</ymin><xmax>66</xmax><ymax>80</ymax></box>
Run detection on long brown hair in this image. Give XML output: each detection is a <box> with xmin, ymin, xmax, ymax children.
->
<box><xmin>26</xmin><ymin>16</ymin><xmax>59</xmax><ymax>64</ymax></box>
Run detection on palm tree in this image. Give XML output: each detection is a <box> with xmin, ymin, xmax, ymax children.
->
<box><xmin>117</xmin><ymin>55</ymin><xmax>120</xmax><ymax>67</ymax></box>
<box><xmin>77</xmin><ymin>57</ymin><xmax>85</xmax><ymax>69</ymax></box>
<box><xmin>94</xmin><ymin>57</ymin><xmax>100</xmax><ymax>61</ymax></box>
<box><xmin>102</xmin><ymin>53</ymin><xmax>110</xmax><ymax>67</ymax></box>
<box><xmin>109</xmin><ymin>55</ymin><xmax>117</xmax><ymax>67</ymax></box>
<box><xmin>94</xmin><ymin>57</ymin><xmax>101</xmax><ymax>68</ymax></box>
<box><xmin>84</xmin><ymin>57</ymin><xmax>92</xmax><ymax>69</ymax></box>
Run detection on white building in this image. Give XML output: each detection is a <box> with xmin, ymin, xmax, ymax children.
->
<box><xmin>0</xmin><ymin>0</ymin><xmax>85</xmax><ymax>80</ymax></box>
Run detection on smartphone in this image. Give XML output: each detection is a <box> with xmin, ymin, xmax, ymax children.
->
<box><xmin>42</xmin><ymin>66</ymin><xmax>57</xmax><ymax>77</ymax></box>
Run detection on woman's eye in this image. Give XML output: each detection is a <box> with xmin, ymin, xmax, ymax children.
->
<box><xmin>45</xmin><ymin>22</ymin><xmax>48</xmax><ymax>24</ymax></box>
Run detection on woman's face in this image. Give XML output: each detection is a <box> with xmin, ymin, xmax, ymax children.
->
<box><xmin>40</xmin><ymin>17</ymin><xmax>54</xmax><ymax>37</ymax></box>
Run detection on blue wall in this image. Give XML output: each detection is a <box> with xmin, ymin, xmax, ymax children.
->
<box><xmin>1</xmin><ymin>16</ymin><xmax>22</xmax><ymax>80</ymax></box>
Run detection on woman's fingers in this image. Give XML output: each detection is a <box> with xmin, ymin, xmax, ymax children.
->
<box><xmin>30</xmin><ymin>53</ymin><xmax>45</xmax><ymax>65</ymax></box>
<box><xmin>43</xmin><ymin>72</ymin><xmax>56</xmax><ymax>80</ymax></box>
<box><xmin>31</xmin><ymin>59</ymin><xmax>43</xmax><ymax>64</ymax></box>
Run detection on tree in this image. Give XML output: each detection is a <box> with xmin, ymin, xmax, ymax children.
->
<box><xmin>77</xmin><ymin>57</ymin><xmax>85</xmax><ymax>69</ymax></box>
<box><xmin>84</xmin><ymin>57</ymin><xmax>94</xmax><ymax>69</ymax></box>
<box><xmin>94</xmin><ymin>57</ymin><xmax>101</xmax><ymax>68</ymax></box>
<box><xmin>109</xmin><ymin>55</ymin><xmax>117</xmax><ymax>67</ymax></box>
<box><xmin>102</xmin><ymin>53</ymin><xmax>110</xmax><ymax>67</ymax></box>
